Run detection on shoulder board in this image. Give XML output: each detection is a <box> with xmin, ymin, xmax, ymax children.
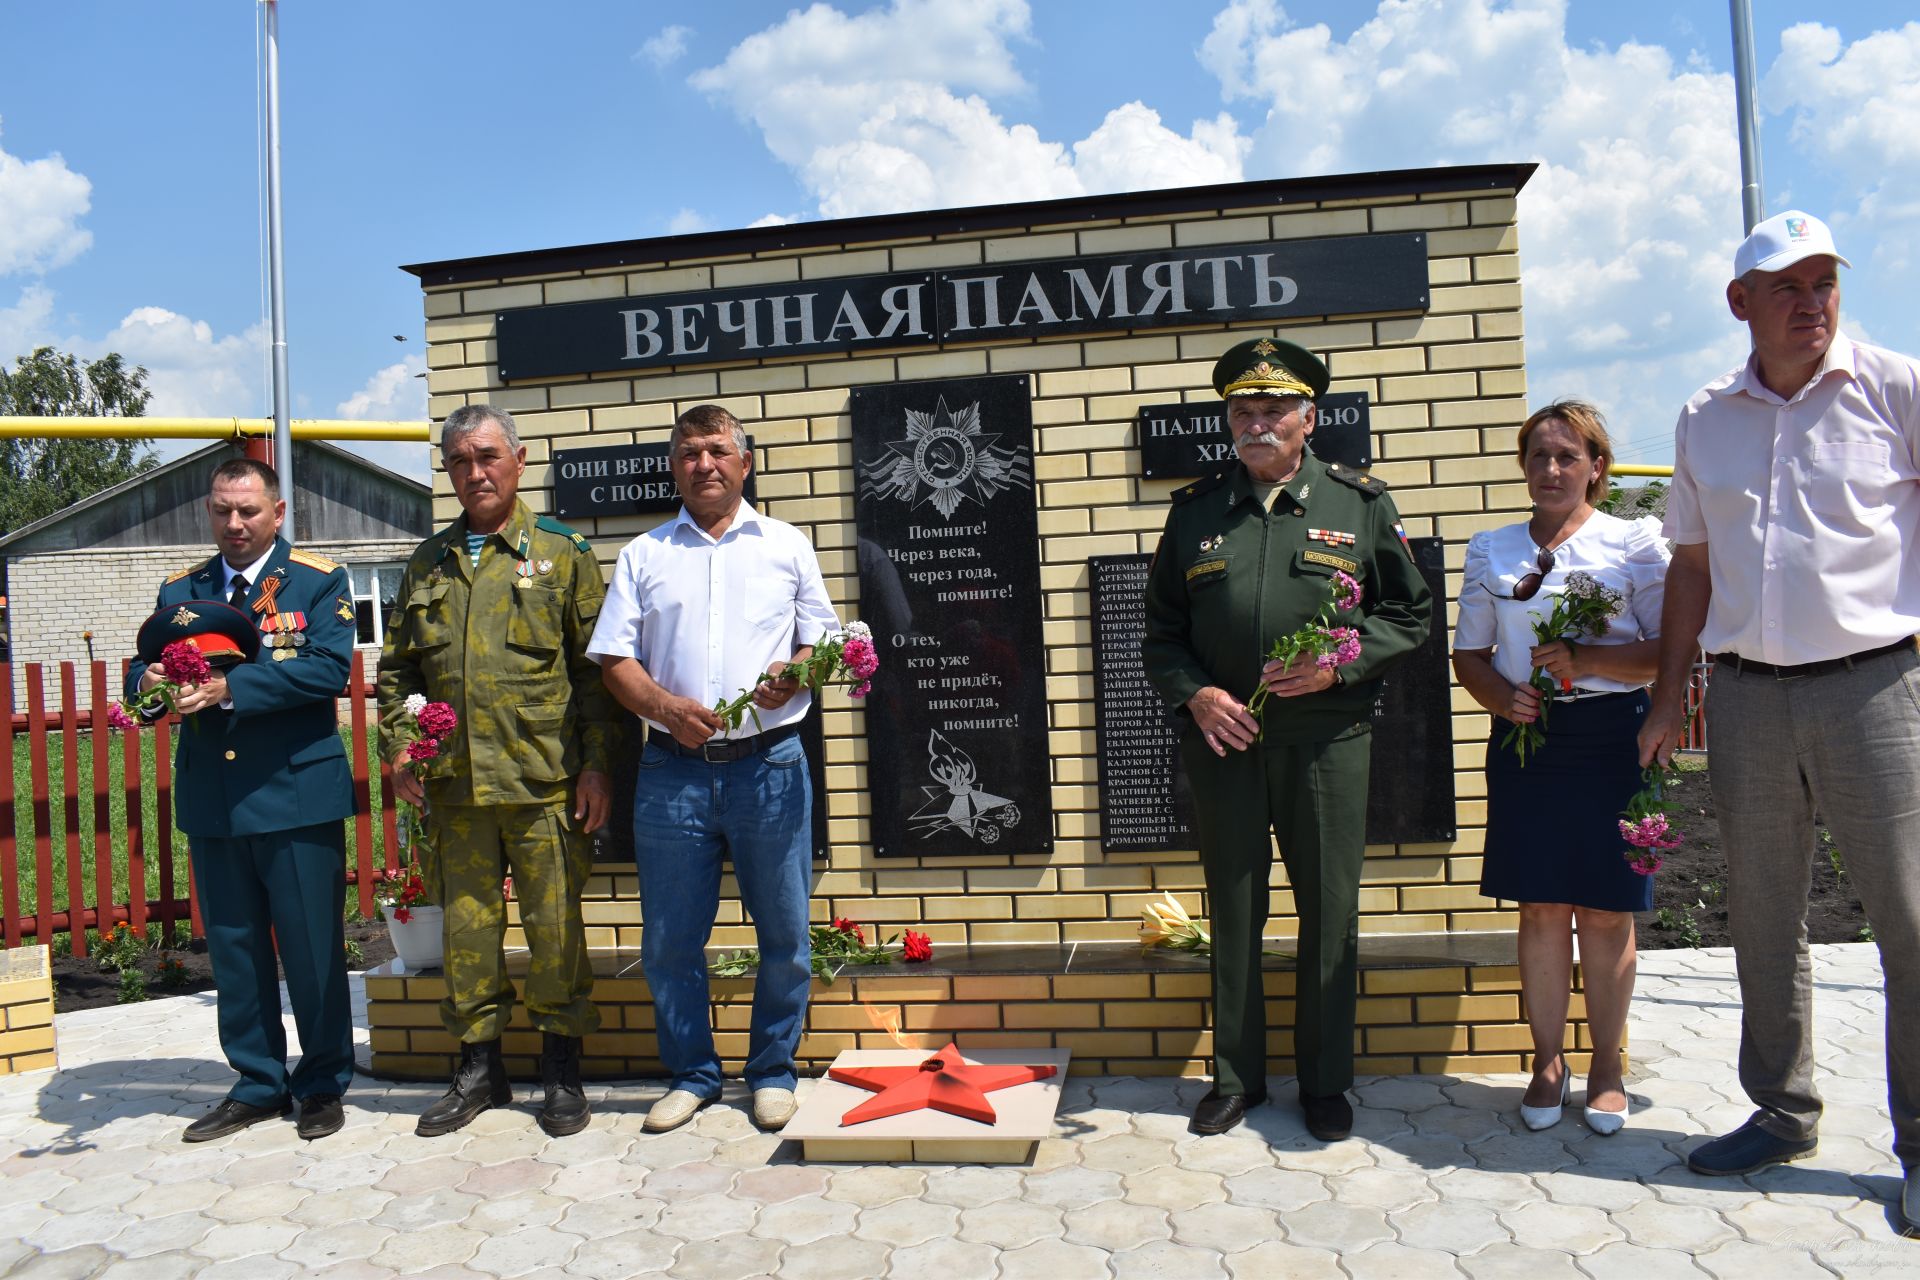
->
<box><xmin>1170</xmin><ymin>469</ymin><xmax>1232</xmax><ymax>507</ymax></box>
<box><xmin>1325</xmin><ymin>462</ymin><xmax>1388</xmax><ymax>497</ymax></box>
<box><xmin>287</xmin><ymin>548</ymin><xmax>341</xmax><ymax>572</ymax></box>
<box><xmin>164</xmin><ymin>564</ymin><xmax>198</xmax><ymax>585</ymax></box>
<box><xmin>536</xmin><ymin>515</ymin><xmax>591</xmax><ymax>552</ymax></box>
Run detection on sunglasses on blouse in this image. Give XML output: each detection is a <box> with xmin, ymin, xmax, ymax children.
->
<box><xmin>1488</xmin><ymin>546</ymin><xmax>1555</xmax><ymax>601</ymax></box>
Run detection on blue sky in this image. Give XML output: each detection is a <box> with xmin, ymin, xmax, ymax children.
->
<box><xmin>2</xmin><ymin>0</ymin><xmax>1916</xmax><ymax>480</ymax></box>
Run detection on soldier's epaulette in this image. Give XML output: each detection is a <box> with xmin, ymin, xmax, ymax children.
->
<box><xmin>164</xmin><ymin>564</ymin><xmax>198</xmax><ymax>585</ymax></box>
<box><xmin>1170</xmin><ymin>468</ymin><xmax>1232</xmax><ymax>506</ymax></box>
<box><xmin>1325</xmin><ymin>461</ymin><xmax>1388</xmax><ymax>497</ymax></box>
<box><xmin>288</xmin><ymin>547</ymin><xmax>341</xmax><ymax>572</ymax></box>
<box><xmin>536</xmin><ymin>514</ymin><xmax>591</xmax><ymax>552</ymax></box>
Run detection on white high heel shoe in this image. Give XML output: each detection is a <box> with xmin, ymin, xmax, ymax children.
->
<box><xmin>1520</xmin><ymin>1055</ymin><xmax>1570</xmax><ymax>1131</ymax></box>
<box><xmin>1583</xmin><ymin>1086</ymin><xmax>1628</xmax><ymax>1135</ymax></box>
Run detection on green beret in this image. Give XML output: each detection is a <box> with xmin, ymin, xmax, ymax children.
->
<box><xmin>1211</xmin><ymin>336</ymin><xmax>1330</xmax><ymax>400</ymax></box>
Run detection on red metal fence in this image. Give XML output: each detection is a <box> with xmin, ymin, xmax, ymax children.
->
<box><xmin>1</xmin><ymin>653</ymin><xmax>400</xmax><ymax>956</ymax></box>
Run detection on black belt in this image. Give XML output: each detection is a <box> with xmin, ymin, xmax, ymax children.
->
<box><xmin>652</xmin><ymin>722</ymin><xmax>800</xmax><ymax>763</ymax></box>
<box><xmin>1711</xmin><ymin>637</ymin><xmax>1915</xmax><ymax>680</ymax></box>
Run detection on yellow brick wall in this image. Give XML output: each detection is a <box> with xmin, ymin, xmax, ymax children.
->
<box><xmin>0</xmin><ymin>945</ymin><xmax>56</xmax><ymax>1075</ymax></box>
<box><xmin>423</xmin><ymin>190</ymin><xmax>1530</xmax><ymax>949</ymax></box>
<box><xmin>366</xmin><ymin>961</ymin><xmax>1595</xmax><ymax>1081</ymax></box>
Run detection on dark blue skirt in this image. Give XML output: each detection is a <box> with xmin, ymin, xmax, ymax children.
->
<box><xmin>1481</xmin><ymin>689</ymin><xmax>1655</xmax><ymax>913</ymax></box>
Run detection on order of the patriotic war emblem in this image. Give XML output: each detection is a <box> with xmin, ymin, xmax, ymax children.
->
<box><xmin>857</xmin><ymin>397</ymin><xmax>1032</xmax><ymax>520</ymax></box>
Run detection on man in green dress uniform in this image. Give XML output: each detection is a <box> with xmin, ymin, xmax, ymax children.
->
<box><xmin>378</xmin><ymin>404</ymin><xmax>616</xmax><ymax>1138</ymax></box>
<box><xmin>1142</xmin><ymin>337</ymin><xmax>1432</xmax><ymax>1138</ymax></box>
<box><xmin>129</xmin><ymin>457</ymin><xmax>358</xmax><ymax>1143</ymax></box>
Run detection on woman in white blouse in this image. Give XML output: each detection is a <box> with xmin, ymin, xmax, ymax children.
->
<box><xmin>1453</xmin><ymin>400</ymin><xmax>1670</xmax><ymax>1135</ymax></box>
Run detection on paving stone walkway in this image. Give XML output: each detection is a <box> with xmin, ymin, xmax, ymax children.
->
<box><xmin>1</xmin><ymin>944</ymin><xmax>1912</xmax><ymax>1277</ymax></box>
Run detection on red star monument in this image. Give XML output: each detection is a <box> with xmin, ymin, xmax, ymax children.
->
<box><xmin>828</xmin><ymin>1041</ymin><xmax>1058</xmax><ymax>1126</ymax></box>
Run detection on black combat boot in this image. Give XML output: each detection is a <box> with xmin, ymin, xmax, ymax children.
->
<box><xmin>538</xmin><ymin>1032</ymin><xmax>591</xmax><ymax>1137</ymax></box>
<box><xmin>416</xmin><ymin>1039</ymin><xmax>510</xmax><ymax>1137</ymax></box>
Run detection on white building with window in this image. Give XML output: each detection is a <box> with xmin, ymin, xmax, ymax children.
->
<box><xmin>0</xmin><ymin>439</ymin><xmax>429</xmax><ymax>709</ymax></box>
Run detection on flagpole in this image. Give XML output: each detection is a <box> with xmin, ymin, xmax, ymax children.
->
<box><xmin>263</xmin><ymin>0</ymin><xmax>296</xmax><ymax>537</ymax></box>
<box><xmin>1729</xmin><ymin>0</ymin><xmax>1765</xmax><ymax>234</ymax></box>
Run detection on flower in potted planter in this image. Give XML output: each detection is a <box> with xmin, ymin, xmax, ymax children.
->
<box><xmin>373</xmin><ymin>860</ymin><xmax>442</xmax><ymax>970</ymax></box>
<box><xmin>376</xmin><ymin>695</ymin><xmax>460</xmax><ymax>970</ymax></box>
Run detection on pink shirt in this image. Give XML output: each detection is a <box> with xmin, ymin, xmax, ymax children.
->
<box><xmin>1664</xmin><ymin>331</ymin><xmax>1920</xmax><ymax>664</ymax></box>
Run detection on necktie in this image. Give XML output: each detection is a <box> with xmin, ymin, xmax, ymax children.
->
<box><xmin>229</xmin><ymin>574</ymin><xmax>248</xmax><ymax>610</ymax></box>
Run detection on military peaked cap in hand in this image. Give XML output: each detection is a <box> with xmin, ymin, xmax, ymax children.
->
<box><xmin>136</xmin><ymin>600</ymin><xmax>261</xmax><ymax>668</ymax></box>
<box><xmin>1212</xmin><ymin>336</ymin><xmax>1331</xmax><ymax>400</ymax></box>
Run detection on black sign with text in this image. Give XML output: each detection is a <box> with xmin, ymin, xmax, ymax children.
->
<box><xmin>851</xmin><ymin>374</ymin><xmax>1053</xmax><ymax>858</ymax></box>
<box><xmin>1137</xmin><ymin>393</ymin><xmax>1372</xmax><ymax>480</ymax></box>
<box><xmin>1090</xmin><ymin>537</ymin><xmax>1454</xmax><ymax>853</ymax></box>
<box><xmin>497</xmin><ymin>235</ymin><xmax>1430</xmax><ymax>380</ymax></box>
<box><xmin>552</xmin><ymin>439</ymin><xmax>758</xmax><ymax>520</ymax></box>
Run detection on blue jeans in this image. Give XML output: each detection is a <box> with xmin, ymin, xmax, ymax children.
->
<box><xmin>632</xmin><ymin>732</ymin><xmax>813</xmax><ymax>1097</ymax></box>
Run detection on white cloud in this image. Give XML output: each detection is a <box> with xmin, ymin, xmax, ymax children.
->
<box><xmin>337</xmin><ymin>354</ymin><xmax>428</xmax><ymax>421</ymax></box>
<box><xmin>1763</xmin><ymin>21</ymin><xmax>1920</xmax><ymax>275</ymax></box>
<box><xmin>92</xmin><ymin>306</ymin><xmax>267</xmax><ymax>420</ymax></box>
<box><xmin>748</xmin><ymin>212</ymin><xmax>796</xmax><ymax>228</ymax></box>
<box><xmin>0</xmin><ymin>284</ymin><xmax>56</xmax><ymax>366</ymax></box>
<box><xmin>0</xmin><ymin>123</ymin><xmax>93</xmax><ymax>277</ymax></box>
<box><xmin>666</xmin><ymin>207</ymin><xmax>711</xmax><ymax>235</ymax></box>
<box><xmin>692</xmin><ymin>0</ymin><xmax>1246</xmax><ymax>218</ymax></box>
<box><xmin>1199</xmin><ymin>0</ymin><xmax>1748</xmax><ymax>459</ymax></box>
<box><xmin>637</xmin><ymin>24</ymin><xmax>692</xmax><ymax>68</ymax></box>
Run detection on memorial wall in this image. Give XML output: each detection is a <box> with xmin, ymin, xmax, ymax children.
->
<box><xmin>405</xmin><ymin>165</ymin><xmax>1535</xmax><ymax>956</ymax></box>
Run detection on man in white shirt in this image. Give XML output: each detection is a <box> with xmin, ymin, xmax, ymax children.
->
<box><xmin>1641</xmin><ymin>211</ymin><xmax>1920</xmax><ymax>1231</ymax></box>
<box><xmin>588</xmin><ymin>404</ymin><xmax>838</xmax><ymax>1134</ymax></box>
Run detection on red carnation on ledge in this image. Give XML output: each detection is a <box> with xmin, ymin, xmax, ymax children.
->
<box><xmin>901</xmin><ymin>929</ymin><xmax>934</xmax><ymax>964</ymax></box>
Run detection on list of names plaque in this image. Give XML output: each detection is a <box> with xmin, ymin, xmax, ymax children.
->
<box><xmin>852</xmin><ymin>374</ymin><xmax>1054</xmax><ymax>858</ymax></box>
<box><xmin>1091</xmin><ymin>556</ymin><xmax>1196</xmax><ymax>852</ymax></box>
<box><xmin>1090</xmin><ymin>537</ymin><xmax>1454</xmax><ymax>852</ymax></box>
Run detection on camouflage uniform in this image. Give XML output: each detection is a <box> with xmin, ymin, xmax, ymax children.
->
<box><xmin>378</xmin><ymin>500</ymin><xmax>615</xmax><ymax>1042</ymax></box>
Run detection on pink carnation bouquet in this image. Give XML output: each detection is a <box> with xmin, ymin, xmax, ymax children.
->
<box><xmin>391</xmin><ymin>694</ymin><xmax>460</xmax><ymax>871</ymax></box>
<box><xmin>712</xmin><ymin>620</ymin><xmax>880</xmax><ymax>734</ymax></box>
<box><xmin>1619</xmin><ymin>765</ymin><xmax>1684</xmax><ymax>876</ymax></box>
<box><xmin>1246</xmin><ymin>570</ymin><xmax>1364</xmax><ymax>729</ymax></box>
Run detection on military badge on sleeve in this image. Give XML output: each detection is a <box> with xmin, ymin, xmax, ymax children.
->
<box><xmin>336</xmin><ymin>596</ymin><xmax>356</xmax><ymax>623</ymax></box>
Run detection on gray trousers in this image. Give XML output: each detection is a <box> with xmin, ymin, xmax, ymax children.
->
<box><xmin>1710</xmin><ymin>645</ymin><xmax>1920</xmax><ymax>1169</ymax></box>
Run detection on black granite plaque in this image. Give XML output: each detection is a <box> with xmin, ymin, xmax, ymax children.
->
<box><xmin>553</xmin><ymin>439</ymin><xmax>756</xmax><ymax>520</ymax></box>
<box><xmin>1089</xmin><ymin>536</ymin><xmax>1454</xmax><ymax>852</ymax></box>
<box><xmin>851</xmin><ymin>374</ymin><xmax>1053</xmax><ymax>858</ymax></box>
<box><xmin>1090</xmin><ymin>555</ymin><xmax>1195</xmax><ymax>852</ymax></box>
<box><xmin>1364</xmin><ymin>535</ymin><xmax>1456</xmax><ymax>842</ymax></box>
<box><xmin>1138</xmin><ymin>393</ymin><xmax>1371</xmax><ymax>480</ymax></box>
<box><xmin>595</xmin><ymin>710</ymin><xmax>830</xmax><ymax>865</ymax></box>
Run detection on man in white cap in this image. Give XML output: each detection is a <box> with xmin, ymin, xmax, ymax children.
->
<box><xmin>1641</xmin><ymin>211</ymin><xmax>1920</xmax><ymax>1231</ymax></box>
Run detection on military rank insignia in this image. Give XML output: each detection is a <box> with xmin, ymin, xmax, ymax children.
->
<box><xmin>1308</xmin><ymin>528</ymin><xmax>1356</xmax><ymax>548</ymax></box>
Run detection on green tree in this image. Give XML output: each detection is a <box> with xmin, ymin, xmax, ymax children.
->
<box><xmin>0</xmin><ymin>346</ymin><xmax>157</xmax><ymax>536</ymax></box>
